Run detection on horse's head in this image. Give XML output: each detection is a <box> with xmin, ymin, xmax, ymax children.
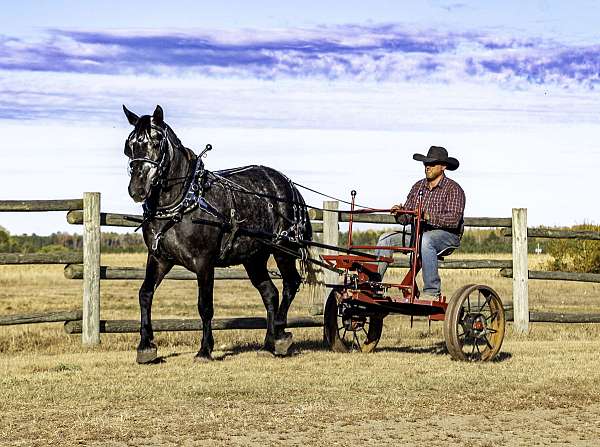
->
<box><xmin>123</xmin><ymin>105</ymin><xmax>169</xmax><ymax>202</ymax></box>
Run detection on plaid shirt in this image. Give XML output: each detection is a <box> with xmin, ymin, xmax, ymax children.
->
<box><xmin>402</xmin><ymin>175</ymin><xmax>465</xmax><ymax>233</ymax></box>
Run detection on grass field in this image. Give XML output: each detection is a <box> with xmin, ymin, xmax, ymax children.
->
<box><xmin>2</xmin><ymin>253</ymin><xmax>600</xmax><ymax>446</ymax></box>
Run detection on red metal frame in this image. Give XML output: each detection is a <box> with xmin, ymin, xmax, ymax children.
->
<box><xmin>321</xmin><ymin>192</ymin><xmax>447</xmax><ymax>320</ymax></box>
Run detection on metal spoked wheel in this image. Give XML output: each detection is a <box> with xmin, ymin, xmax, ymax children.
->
<box><xmin>443</xmin><ymin>284</ymin><xmax>506</xmax><ymax>362</ymax></box>
<box><xmin>323</xmin><ymin>289</ymin><xmax>384</xmax><ymax>353</ymax></box>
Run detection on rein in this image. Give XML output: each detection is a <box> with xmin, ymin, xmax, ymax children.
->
<box><xmin>126</xmin><ymin>122</ymin><xmax>379</xmax><ymax>257</ymax></box>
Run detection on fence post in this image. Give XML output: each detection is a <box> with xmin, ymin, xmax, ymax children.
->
<box><xmin>83</xmin><ymin>192</ymin><xmax>101</xmax><ymax>346</ymax></box>
<box><xmin>321</xmin><ymin>200</ymin><xmax>339</xmax><ymax>312</ymax></box>
<box><xmin>512</xmin><ymin>208</ymin><xmax>529</xmax><ymax>334</ymax></box>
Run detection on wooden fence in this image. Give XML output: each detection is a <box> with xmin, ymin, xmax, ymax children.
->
<box><xmin>2</xmin><ymin>194</ymin><xmax>600</xmax><ymax>346</ymax></box>
<box><xmin>0</xmin><ymin>195</ymin><xmax>321</xmax><ymax>345</ymax></box>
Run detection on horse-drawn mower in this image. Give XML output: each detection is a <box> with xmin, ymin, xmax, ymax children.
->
<box><xmin>320</xmin><ymin>192</ymin><xmax>506</xmax><ymax>362</ymax></box>
<box><xmin>121</xmin><ymin>105</ymin><xmax>504</xmax><ymax>362</ymax></box>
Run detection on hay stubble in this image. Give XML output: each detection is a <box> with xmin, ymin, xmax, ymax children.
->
<box><xmin>1</xmin><ymin>253</ymin><xmax>600</xmax><ymax>446</ymax></box>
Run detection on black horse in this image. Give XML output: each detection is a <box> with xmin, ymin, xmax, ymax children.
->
<box><xmin>123</xmin><ymin>105</ymin><xmax>315</xmax><ymax>363</ymax></box>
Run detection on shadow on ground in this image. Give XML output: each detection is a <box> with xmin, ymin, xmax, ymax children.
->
<box><xmin>373</xmin><ymin>342</ymin><xmax>512</xmax><ymax>361</ymax></box>
<box><xmin>148</xmin><ymin>339</ymin><xmax>512</xmax><ymax>363</ymax></box>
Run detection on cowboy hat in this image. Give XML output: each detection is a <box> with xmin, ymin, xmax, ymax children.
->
<box><xmin>413</xmin><ymin>146</ymin><xmax>459</xmax><ymax>171</ymax></box>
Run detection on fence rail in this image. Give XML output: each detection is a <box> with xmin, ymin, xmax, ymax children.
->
<box><xmin>308</xmin><ymin>209</ymin><xmax>512</xmax><ymax>228</ymax></box>
<box><xmin>64</xmin><ymin>264</ymin><xmax>280</xmax><ymax>281</ymax></box>
<box><xmin>502</xmin><ymin>228</ymin><xmax>600</xmax><ymax>240</ymax></box>
<box><xmin>392</xmin><ymin>258</ymin><xmax>511</xmax><ymax>269</ymax></box>
<box><xmin>64</xmin><ymin>315</ymin><xmax>323</xmax><ymax>334</ymax></box>
<box><xmin>62</xmin><ymin>260</ymin><xmax>511</xmax><ymax>282</ymax></box>
<box><xmin>0</xmin><ymin>309</ymin><xmax>83</xmax><ymax>326</ymax></box>
<box><xmin>67</xmin><ymin>210</ymin><xmax>140</xmax><ymax>227</ymax></box>
<box><xmin>0</xmin><ymin>252</ymin><xmax>83</xmax><ymax>265</ymax></box>
<box><xmin>65</xmin><ymin>210</ymin><xmax>329</xmax><ymax>232</ymax></box>
<box><xmin>500</xmin><ymin>268</ymin><xmax>600</xmax><ymax>283</ymax></box>
<box><xmin>0</xmin><ymin>199</ymin><xmax>83</xmax><ymax>212</ymax></box>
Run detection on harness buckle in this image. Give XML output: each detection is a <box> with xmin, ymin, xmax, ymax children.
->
<box><xmin>151</xmin><ymin>230</ymin><xmax>163</xmax><ymax>252</ymax></box>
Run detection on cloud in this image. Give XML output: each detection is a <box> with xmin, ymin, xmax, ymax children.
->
<box><xmin>0</xmin><ymin>24</ymin><xmax>597</xmax><ymax>88</ymax></box>
<box><xmin>0</xmin><ymin>25</ymin><xmax>453</xmax><ymax>80</ymax></box>
<box><xmin>472</xmin><ymin>46</ymin><xmax>600</xmax><ymax>87</ymax></box>
<box><xmin>0</xmin><ymin>23</ymin><xmax>599</xmax><ymax>128</ymax></box>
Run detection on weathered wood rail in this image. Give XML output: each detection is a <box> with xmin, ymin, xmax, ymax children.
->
<box><xmin>64</xmin><ymin>315</ymin><xmax>323</xmax><ymax>334</ymax></box>
<box><xmin>0</xmin><ymin>309</ymin><xmax>83</xmax><ymax>326</ymax></box>
<box><xmin>502</xmin><ymin>228</ymin><xmax>600</xmax><ymax>240</ymax></box>
<box><xmin>61</xmin><ymin>259</ymin><xmax>512</xmax><ymax>281</ymax></box>
<box><xmin>0</xmin><ymin>199</ymin><xmax>83</xmax><ymax>212</ymax></box>
<box><xmin>0</xmin><ymin>252</ymin><xmax>83</xmax><ymax>264</ymax></box>
<box><xmin>66</xmin><ymin>210</ymin><xmax>324</xmax><ymax>233</ymax></box>
<box><xmin>61</xmin><ymin>309</ymin><xmax>600</xmax><ymax>334</ymax></box>
<box><xmin>64</xmin><ymin>264</ymin><xmax>280</xmax><ymax>280</ymax></box>
<box><xmin>500</xmin><ymin>269</ymin><xmax>600</xmax><ymax>283</ymax></box>
<box><xmin>308</xmin><ymin>209</ymin><xmax>513</xmax><ymax>228</ymax></box>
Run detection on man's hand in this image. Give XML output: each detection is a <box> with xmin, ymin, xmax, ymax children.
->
<box><xmin>390</xmin><ymin>204</ymin><xmax>403</xmax><ymax>216</ymax></box>
<box><xmin>424</xmin><ymin>211</ymin><xmax>431</xmax><ymax>222</ymax></box>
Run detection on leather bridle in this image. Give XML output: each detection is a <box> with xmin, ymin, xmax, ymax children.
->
<box><xmin>126</xmin><ymin>124</ymin><xmax>171</xmax><ymax>188</ymax></box>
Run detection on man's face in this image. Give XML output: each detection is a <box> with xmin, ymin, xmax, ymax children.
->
<box><xmin>424</xmin><ymin>162</ymin><xmax>446</xmax><ymax>181</ymax></box>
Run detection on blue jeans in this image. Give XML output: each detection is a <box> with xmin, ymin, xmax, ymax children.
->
<box><xmin>375</xmin><ymin>227</ymin><xmax>460</xmax><ymax>296</ymax></box>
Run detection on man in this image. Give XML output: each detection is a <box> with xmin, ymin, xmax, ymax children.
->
<box><xmin>375</xmin><ymin>146</ymin><xmax>465</xmax><ymax>299</ymax></box>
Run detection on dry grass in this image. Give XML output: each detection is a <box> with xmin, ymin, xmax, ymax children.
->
<box><xmin>2</xmin><ymin>253</ymin><xmax>600</xmax><ymax>446</ymax></box>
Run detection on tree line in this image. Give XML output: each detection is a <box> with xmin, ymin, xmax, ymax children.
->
<box><xmin>2</xmin><ymin>224</ymin><xmax>598</xmax><ymax>273</ymax></box>
<box><xmin>0</xmin><ymin>227</ymin><xmax>145</xmax><ymax>254</ymax></box>
<box><xmin>0</xmin><ymin>226</ymin><xmax>553</xmax><ymax>255</ymax></box>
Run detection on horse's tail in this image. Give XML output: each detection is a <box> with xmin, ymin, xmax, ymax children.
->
<box><xmin>292</xmin><ymin>185</ymin><xmax>322</xmax><ymax>311</ymax></box>
<box><xmin>299</xmin><ymin>221</ymin><xmax>319</xmax><ymax>289</ymax></box>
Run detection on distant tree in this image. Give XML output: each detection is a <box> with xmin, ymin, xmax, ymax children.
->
<box><xmin>546</xmin><ymin>223</ymin><xmax>600</xmax><ymax>273</ymax></box>
<box><xmin>0</xmin><ymin>227</ymin><xmax>10</xmax><ymax>252</ymax></box>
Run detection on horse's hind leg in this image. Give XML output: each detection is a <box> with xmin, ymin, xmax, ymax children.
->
<box><xmin>244</xmin><ymin>253</ymin><xmax>279</xmax><ymax>354</ymax></box>
<box><xmin>272</xmin><ymin>253</ymin><xmax>302</xmax><ymax>355</ymax></box>
<box><xmin>137</xmin><ymin>254</ymin><xmax>173</xmax><ymax>364</ymax></box>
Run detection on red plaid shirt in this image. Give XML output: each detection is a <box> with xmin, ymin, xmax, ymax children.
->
<box><xmin>403</xmin><ymin>175</ymin><xmax>465</xmax><ymax>233</ymax></box>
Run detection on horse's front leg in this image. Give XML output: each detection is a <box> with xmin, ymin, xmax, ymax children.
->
<box><xmin>195</xmin><ymin>264</ymin><xmax>215</xmax><ymax>362</ymax></box>
<box><xmin>137</xmin><ymin>253</ymin><xmax>173</xmax><ymax>364</ymax></box>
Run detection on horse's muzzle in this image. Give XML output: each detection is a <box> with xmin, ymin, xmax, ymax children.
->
<box><xmin>129</xmin><ymin>184</ymin><xmax>148</xmax><ymax>203</ymax></box>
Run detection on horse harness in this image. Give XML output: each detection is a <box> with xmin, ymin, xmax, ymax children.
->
<box><xmin>128</xmin><ymin>125</ymin><xmax>308</xmax><ymax>260</ymax></box>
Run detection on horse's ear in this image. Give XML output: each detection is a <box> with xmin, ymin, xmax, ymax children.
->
<box><xmin>152</xmin><ymin>105</ymin><xmax>164</xmax><ymax>125</ymax></box>
<box><xmin>123</xmin><ymin>105</ymin><xmax>139</xmax><ymax>126</ymax></box>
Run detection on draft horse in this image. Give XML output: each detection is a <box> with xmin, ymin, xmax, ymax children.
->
<box><xmin>123</xmin><ymin>105</ymin><xmax>314</xmax><ymax>363</ymax></box>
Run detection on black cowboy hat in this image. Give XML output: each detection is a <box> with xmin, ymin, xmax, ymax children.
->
<box><xmin>413</xmin><ymin>146</ymin><xmax>459</xmax><ymax>171</ymax></box>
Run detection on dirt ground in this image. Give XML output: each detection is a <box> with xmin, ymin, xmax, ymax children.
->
<box><xmin>2</xmin><ymin>254</ymin><xmax>600</xmax><ymax>446</ymax></box>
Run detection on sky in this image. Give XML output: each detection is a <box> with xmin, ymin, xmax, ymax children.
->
<box><xmin>1</xmin><ymin>0</ymin><xmax>600</xmax><ymax>235</ymax></box>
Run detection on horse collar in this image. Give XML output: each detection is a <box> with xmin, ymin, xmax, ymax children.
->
<box><xmin>143</xmin><ymin>155</ymin><xmax>220</xmax><ymax>221</ymax></box>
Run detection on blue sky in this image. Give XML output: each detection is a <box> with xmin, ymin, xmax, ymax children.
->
<box><xmin>1</xmin><ymin>1</ymin><xmax>600</xmax><ymax>234</ymax></box>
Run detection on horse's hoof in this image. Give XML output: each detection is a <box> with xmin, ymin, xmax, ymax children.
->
<box><xmin>257</xmin><ymin>349</ymin><xmax>276</xmax><ymax>358</ymax></box>
<box><xmin>193</xmin><ymin>354</ymin><xmax>213</xmax><ymax>363</ymax></box>
<box><xmin>136</xmin><ymin>347</ymin><xmax>158</xmax><ymax>364</ymax></box>
<box><xmin>274</xmin><ymin>332</ymin><xmax>293</xmax><ymax>356</ymax></box>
